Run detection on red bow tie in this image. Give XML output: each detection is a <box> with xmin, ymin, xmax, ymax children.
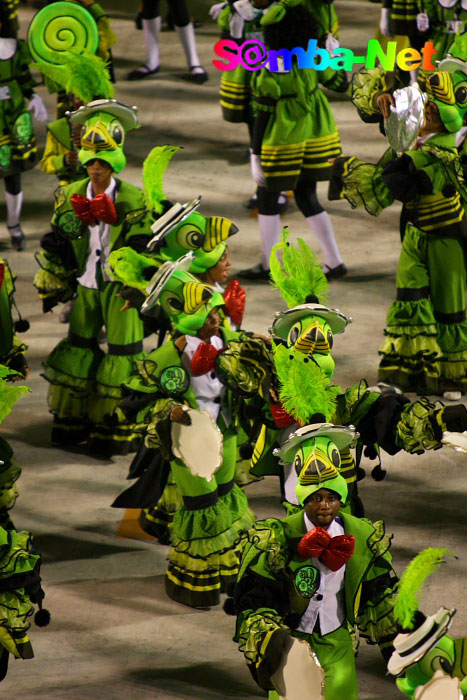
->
<box><xmin>71</xmin><ymin>193</ymin><xmax>118</xmax><ymax>226</ymax></box>
<box><xmin>297</xmin><ymin>527</ymin><xmax>355</xmax><ymax>571</ymax></box>
<box><xmin>191</xmin><ymin>342</ymin><xmax>227</xmax><ymax>376</ymax></box>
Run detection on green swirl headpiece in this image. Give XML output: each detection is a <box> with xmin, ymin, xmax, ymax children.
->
<box><xmin>28</xmin><ymin>1</ymin><xmax>99</xmax><ymax>64</ymax></box>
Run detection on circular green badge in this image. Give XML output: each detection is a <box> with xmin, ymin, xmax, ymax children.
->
<box><xmin>160</xmin><ymin>366</ymin><xmax>190</xmax><ymax>396</ymax></box>
<box><xmin>294</xmin><ymin>565</ymin><xmax>321</xmax><ymax>599</ymax></box>
<box><xmin>58</xmin><ymin>211</ymin><xmax>86</xmax><ymax>240</ymax></box>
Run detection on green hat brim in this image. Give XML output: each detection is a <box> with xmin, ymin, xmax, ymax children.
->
<box><xmin>69</xmin><ymin>99</ymin><xmax>139</xmax><ymax>131</ymax></box>
<box><xmin>141</xmin><ymin>252</ymin><xmax>194</xmax><ymax>314</ymax></box>
<box><xmin>272</xmin><ymin>303</ymin><xmax>352</xmax><ymax>340</ymax></box>
<box><xmin>275</xmin><ymin>423</ymin><xmax>357</xmax><ymax>463</ymax></box>
<box><xmin>147</xmin><ymin>198</ymin><xmax>202</xmax><ymax>252</ymax></box>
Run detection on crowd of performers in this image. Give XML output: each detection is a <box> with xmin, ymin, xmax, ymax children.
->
<box><xmin>0</xmin><ymin>0</ymin><xmax>466</xmax><ymax>697</ymax></box>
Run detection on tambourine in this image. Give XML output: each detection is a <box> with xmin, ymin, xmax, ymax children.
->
<box><xmin>270</xmin><ymin>637</ymin><xmax>325</xmax><ymax>700</ymax></box>
<box><xmin>171</xmin><ymin>409</ymin><xmax>223</xmax><ymax>480</ymax></box>
<box><xmin>28</xmin><ymin>1</ymin><xmax>99</xmax><ymax>65</ymax></box>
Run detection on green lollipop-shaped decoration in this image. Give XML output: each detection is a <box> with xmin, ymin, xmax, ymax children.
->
<box><xmin>28</xmin><ymin>1</ymin><xmax>99</xmax><ymax>66</ymax></box>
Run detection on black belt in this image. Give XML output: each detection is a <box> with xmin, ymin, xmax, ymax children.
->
<box><xmin>218</xmin><ymin>479</ymin><xmax>234</xmax><ymax>497</ymax></box>
<box><xmin>396</xmin><ymin>287</ymin><xmax>429</xmax><ymax>302</ymax></box>
<box><xmin>434</xmin><ymin>309</ymin><xmax>466</xmax><ymax>324</ymax></box>
<box><xmin>182</xmin><ymin>490</ymin><xmax>218</xmax><ymax>511</ymax></box>
<box><xmin>68</xmin><ymin>331</ymin><xmax>98</xmax><ymax>349</ymax></box>
<box><xmin>108</xmin><ymin>341</ymin><xmax>143</xmax><ymax>356</ymax></box>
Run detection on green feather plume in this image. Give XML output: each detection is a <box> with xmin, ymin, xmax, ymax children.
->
<box><xmin>270</xmin><ymin>227</ymin><xmax>328</xmax><ymax>308</ymax></box>
<box><xmin>0</xmin><ymin>365</ymin><xmax>31</xmax><ymax>425</ymax></box>
<box><xmin>108</xmin><ymin>247</ymin><xmax>158</xmax><ymax>291</ymax></box>
<box><xmin>31</xmin><ymin>49</ymin><xmax>114</xmax><ymax>103</ymax></box>
<box><xmin>274</xmin><ymin>343</ymin><xmax>340</xmax><ymax>423</ymax></box>
<box><xmin>143</xmin><ymin>145</ymin><xmax>181</xmax><ymax>215</ymax></box>
<box><xmin>394</xmin><ymin>548</ymin><xmax>455</xmax><ymax>629</ymax></box>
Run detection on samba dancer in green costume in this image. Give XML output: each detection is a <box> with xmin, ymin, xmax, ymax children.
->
<box><xmin>0</xmin><ymin>4</ymin><xmax>47</xmax><ymax>250</ymax></box>
<box><xmin>330</xmin><ymin>58</ymin><xmax>467</xmax><ymax>396</ymax></box>
<box><xmin>115</xmin><ymin>254</ymin><xmax>273</xmax><ymax>607</ymax></box>
<box><xmin>0</xmin><ymin>364</ymin><xmax>49</xmax><ymax>681</ymax></box>
<box><xmin>35</xmin><ymin>99</ymin><xmax>154</xmax><ymax>455</ymax></box>
<box><xmin>224</xmin><ymin>420</ymin><xmax>399</xmax><ymax>700</ymax></box>
<box><xmin>36</xmin><ymin>49</ymin><xmax>114</xmax><ymax>186</ymax></box>
<box><xmin>240</xmin><ymin>0</ymin><xmax>347</xmax><ymax>281</ymax></box>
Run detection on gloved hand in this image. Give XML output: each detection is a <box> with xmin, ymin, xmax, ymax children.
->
<box><xmin>223</xmin><ymin>279</ymin><xmax>246</xmax><ymax>326</ymax></box>
<box><xmin>325</xmin><ymin>33</ymin><xmax>340</xmax><ymax>56</ymax></box>
<box><xmin>209</xmin><ymin>1</ymin><xmax>227</xmax><ymax>20</ymax></box>
<box><xmin>380</xmin><ymin>7</ymin><xmax>391</xmax><ymax>37</ymax></box>
<box><xmin>28</xmin><ymin>93</ymin><xmax>48</xmax><ymax>122</ymax></box>
<box><xmin>71</xmin><ymin>193</ymin><xmax>118</xmax><ymax>226</ymax></box>
<box><xmin>298</xmin><ymin>527</ymin><xmax>355</xmax><ymax>571</ymax></box>
<box><xmin>191</xmin><ymin>342</ymin><xmax>226</xmax><ymax>376</ymax></box>
<box><xmin>250</xmin><ymin>149</ymin><xmax>266</xmax><ymax>187</ymax></box>
<box><xmin>416</xmin><ymin>11</ymin><xmax>429</xmax><ymax>31</ymax></box>
<box><xmin>229</xmin><ymin>11</ymin><xmax>245</xmax><ymax>38</ymax></box>
<box><xmin>270</xmin><ymin>402</ymin><xmax>295</xmax><ymax>428</ymax></box>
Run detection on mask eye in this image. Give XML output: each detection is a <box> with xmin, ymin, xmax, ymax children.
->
<box><xmin>287</xmin><ymin>322</ymin><xmax>301</xmax><ymax>347</ymax></box>
<box><xmin>327</xmin><ymin>329</ymin><xmax>333</xmax><ymax>349</ymax></box>
<box><xmin>112</xmin><ymin>124</ymin><xmax>123</xmax><ymax>144</ymax></box>
<box><xmin>456</xmin><ymin>84</ymin><xmax>467</xmax><ymax>105</ymax></box>
<box><xmin>161</xmin><ymin>291</ymin><xmax>184</xmax><ymax>314</ymax></box>
<box><xmin>176</xmin><ymin>224</ymin><xmax>206</xmax><ymax>250</ymax></box>
<box><xmin>294</xmin><ymin>450</ymin><xmax>303</xmax><ymax>476</ymax></box>
<box><xmin>328</xmin><ymin>445</ymin><xmax>341</xmax><ymax>468</ymax></box>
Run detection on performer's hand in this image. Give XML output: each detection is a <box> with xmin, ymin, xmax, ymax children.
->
<box><xmin>170</xmin><ymin>405</ymin><xmax>192</xmax><ymax>425</ymax></box>
<box><xmin>325</xmin><ymin>33</ymin><xmax>340</xmax><ymax>56</ymax></box>
<box><xmin>209</xmin><ymin>1</ymin><xmax>227</xmax><ymax>20</ymax></box>
<box><xmin>250</xmin><ymin>150</ymin><xmax>267</xmax><ymax>187</ymax></box>
<box><xmin>71</xmin><ymin>126</ymin><xmax>82</xmax><ymax>148</ymax></box>
<box><xmin>28</xmin><ymin>93</ymin><xmax>48</xmax><ymax>122</ymax></box>
<box><xmin>65</xmin><ymin>151</ymin><xmax>79</xmax><ymax>165</ymax></box>
<box><xmin>71</xmin><ymin>194</ymin><xmax>96</xmax><ymax>226</ymax></box>
<box><xmin>379</xmin><ymin>7</ymin><xmax>391</xmax><ymax>37</ymax></box>
<box><xmin>191</xmin><ymin>342</ymin><xmax>225</xmax><ymax>376</ymax></box>
<box><xmin>376</xmin><ymin>93</ymin><xmax>395</xmax><ymax>118</ymax></box>
<box><xmin>91</xmin><ymin>193</ymin><xmax>118</xmax><ymax>225</ymax></box>
<box><xmin>223</xmin><ymin>279</ymin><xmax>246</xmax><ymax>326</ymax></box>
<box><xmin>416</xmin><ymin>11</ymin><xmax>429</xmax><ymax>31</ymax></box>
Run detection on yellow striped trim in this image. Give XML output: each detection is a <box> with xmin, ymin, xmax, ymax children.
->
<box><xmin>220</xmin><ymin>100</ymin><xmax>246</xmax><ymax>111</ymax></box>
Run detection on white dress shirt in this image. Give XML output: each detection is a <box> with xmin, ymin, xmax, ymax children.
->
<box><xmin>77</xmin><ymin>177</ymin><xmax>117</xmax><ymax>290</ymax></box>
<box><xmin>182</xmin><ymin>335</ymin><xmax>225</xmax><ymax>422</ymax></box>
<box><xmin>295</xmin><ymin>514</ymin><xmax>346</xmax><ymax>636</ymax></box>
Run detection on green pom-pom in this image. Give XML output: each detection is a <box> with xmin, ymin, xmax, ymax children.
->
<box><xmin>270</xmin><ymin>227</ymin><xmax>328</xmax><ymax>308</ymax></box>
<box><xmin>0</xmin><ymin>364</ymin><xmax>31</xmax><ymax>425</ymax></box>
<box><xmin>108</xmin><ymin>247</ymin><xmax>158</xmax><ymax>290</ymax></box>
<box><xmin>261</xmin><ymin>0</ymin><xmax>302</xmax><ymax>25</ymax></box>
<box><xmin>274</xmin><ymin>343</ymin><xmax>340</xmax><ymax>424</ymax></box>
<box><xmin>143</xmin><ymin>145</ymin><xmax>181</xmax><ymax>215</ymax></box>
<box><xmin>32</xmin><ymin>49</ymin><xmax>114</xmax><ymax>103</ymax></box>
<box><xmin>394</xmin><ymin>547</ymin><xmax>455</xmax><ymax>629</ymax></box>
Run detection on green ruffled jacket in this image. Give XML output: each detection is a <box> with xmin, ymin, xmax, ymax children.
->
<box><xmin>230</xmin><ymin>510</ymin><xmax>398</xmax><ymax>690</ymax></box>
<box><xmin>0</xmin><ymin>257</ymin><xmax>27</xmax><ymax>376</ymax></box>
<box><xmin>34</xmin><ymin>177</ymin><xmax>153</xmax><ymax>311</ymax></box>
<box><xmin>0</xmin><ymin>526</ymin><xmax>44</xmax><ymax>669</ymax></box>
<box><xmin>329</xmin><ymin>132</ymin><xmax>467</xmax><ymax>236</ymax></box>
<box><xmin>120</xmin><ymin>327</ymin><xmax>274</xmax><ymax>460</ymax></box>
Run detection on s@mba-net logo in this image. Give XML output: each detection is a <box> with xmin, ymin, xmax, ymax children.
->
<box><xmin>212</xmin><ymin>38</ymin><xmax>438</xmax><ymax>73</ymax></box>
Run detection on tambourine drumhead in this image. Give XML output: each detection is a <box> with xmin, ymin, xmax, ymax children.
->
<box><xmin>414</xmin><ymin>671</ymin><xmax>462</xmax><ymax>700</ymax></box>
<box><xmin>271</xmin><ymin>637</ymin><xmax>324</xmax><ymax>700</ymax></box>
<box><xmin>171</xmin><ymin>409</ymin><xmax>223</xmax><ymax>480</ymax></box>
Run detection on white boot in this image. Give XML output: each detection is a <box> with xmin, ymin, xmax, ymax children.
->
<box><xmin>175</xmin><ymin>23</ymin><xmax>208</xmax><ymax>83</ymax></box>
<box><xmin>128</xmin><ymin>17</ymin><xmax>161</xmax><ymax>79</ymax></box>
<box><xmin>306</xmin><ymin>211</ymin><xmax>346</xmax><ymax>277</ymax></box>
<box><xmin>6</xmin><ymin>191</ymin><xmax>25</xmax><ymax>251</ymax></box>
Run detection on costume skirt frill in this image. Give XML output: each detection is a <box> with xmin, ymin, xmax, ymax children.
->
<box><xmin>0</xmin><ymin>528</ymin><xmax>38</xmax><ymax>663</ymax></box>
<box><xmin>220</xmin><ymin>65</ymin><xmax>252</xmax><ymax>123</ymax></box>
<box><xmin>138</xmin><ymin>470</ymin><xmax>182</xmax><ymax>544</ymax></box>
<box><xmin>43</xmin><ymin>337</ymin><xmax>144</xmax><ymax>453</ymax></box>
<box><xmin>378</xmin><ymin>295</ymin><xmax>467</xmax><ymax>395</ymax></box>
<box><xmin>0</xmin><ymin>439</ymin><xmax>20</xmax><ymax>530</ymax></box>
<box><xmin>165</xmin><ymin>484</ymin><xmax>255</xmax><ymax>608</ymax></box>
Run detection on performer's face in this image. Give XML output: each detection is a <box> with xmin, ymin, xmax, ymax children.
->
<box><xmin>206</xmin><ymin>248</ymin><xmax>232</xmax><ymax>285</ymax></box>
<box><xmin>304</xmin><ymin>489</ymin><xmax>341</xmax><ymax>529</ymax></box>
<box><xmin>197</xmin><ymin>309</ymin><xmax>221</xmax><ymax>341</ymax></box>
<box><xmin>87</xmin><ymin>159</ymin><xmax>113</xmax><ymax>188</ymax></box>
